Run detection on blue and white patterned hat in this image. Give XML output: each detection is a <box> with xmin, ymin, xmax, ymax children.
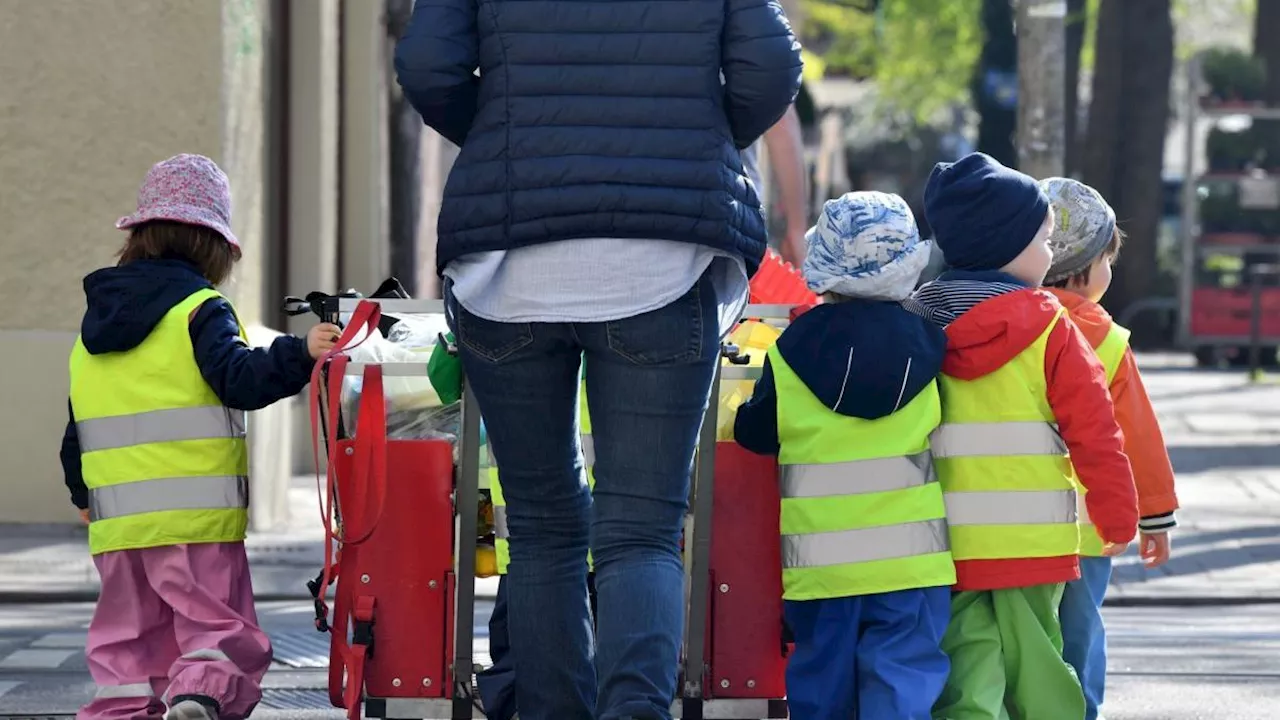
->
<box><xmin>802</xmin><ymin>191</ymin><xmax>931</xmax><ymax>302</ymax></box>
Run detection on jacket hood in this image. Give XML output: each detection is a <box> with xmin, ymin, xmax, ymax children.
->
<box><xmin>81</xmin><ymin>260</ymin><xmax>213</xmax><ymax>354</ymax></box>
<box><xmin>942</xmin><ymin>288</ymin><xmax>1065</xmax><ymax>380</ymax></box>
<box><xmin>1045</xmin><ymin>288</ymin><xmax>1112</xmax><ymax>349</ymax></box>
<box><xmin>775</xmin><ymin>301</ymin><xmax>947</xmax><ymax>420</ymax></box>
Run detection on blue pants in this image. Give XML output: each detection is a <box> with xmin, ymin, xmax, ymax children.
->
<box><xmin>477</xmin><ymin>577</ymin><xmax>517</xmax><ymax>720</ymax></box>
<box><xmin>1060</xmin><ymin>556</ymin><xmax>1113</xmax><ymax>720</ymax></box>
<box><xmin>477</xmin><ymin>576</ymin><xmax>600</xmax><ymax>720</ymax></box>
<box><xmin>446</xmin><ymin>273</ymin><xmax>718</xmax><ymax>720</ymax></box>
<box><xmin>784</xmin><ymin>587</ymin><xmax>952</xmax><ymax>720</ymax></box>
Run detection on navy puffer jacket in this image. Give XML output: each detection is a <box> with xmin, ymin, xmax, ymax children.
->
<box><xmin>394</xmin><ymin>0</ymin><xmax>803</xmax><ymax>276</ymax></box>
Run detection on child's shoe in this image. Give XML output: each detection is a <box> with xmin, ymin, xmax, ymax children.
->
<box><xmin>166</xmin><ymin>695</ymin><xmax>220</xmax><ymax>720</ymax></box>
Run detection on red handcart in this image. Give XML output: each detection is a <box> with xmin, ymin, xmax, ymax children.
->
<box><xmin>299</xmin><ymin>293</ymin><xmax>797</xmax><ymax>720</ymax></box>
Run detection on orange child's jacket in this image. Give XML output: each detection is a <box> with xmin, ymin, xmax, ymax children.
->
<box><xmin>1049</xmin><ymin>289</ymin><xmax>1179</xmax><ymax>528</ymax></box>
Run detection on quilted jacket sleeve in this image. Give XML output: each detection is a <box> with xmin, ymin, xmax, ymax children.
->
<box><xmin>394</xmin><ymin>0</ymin><xmax>481</xmax><ymax>146</ymax></box>
<box><xmin>722</xmin><ymin>0</ymin><xmax>804</xmax><ymax>149</ymax></box>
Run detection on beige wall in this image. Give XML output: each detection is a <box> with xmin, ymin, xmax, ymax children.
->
<box><xmin>0</xmin><ymin>1</ymin><xmax>227</xmax><ymax>522</ymax></box>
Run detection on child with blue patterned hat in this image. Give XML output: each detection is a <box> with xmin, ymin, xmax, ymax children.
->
<box><xmin>735</xmin><ymin>191</ymin><xmax>954</xmax><ymax>720</ymax></box>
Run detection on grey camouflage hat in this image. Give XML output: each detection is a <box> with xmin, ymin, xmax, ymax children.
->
<box><xmin>1040</xmin><ymin>177</ymin><xmax>1117</xmax><ymax>285</ymax></box>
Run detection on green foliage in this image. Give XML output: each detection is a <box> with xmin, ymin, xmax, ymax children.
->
<box><xmin>1206</xmin><ymin>126</ymin><xmax>1261</xmax><ymax>171</ymax></box>
<box><xmin>800</xmin><ymin>0</ymin><xmax>877</xmax><ymax>79</ymax></box>
<box><xmin>1202</xmin><ymin>46</ymin><xmax>1267</xmax><ymax>102</ymax></box>
<box><xmin>801</xmin><ymin>0</ymin><xmax>982</xmax><ymax>122</ymax></box>
<box><xmin>1171</xmin><ymin>0</ymin><xmax>1255</xmax><ymax>61</ymax></box>
<box><xmin>875</xmin><ymin>0</ymin><xmax>983</xmax><ymax>120</ymax></box>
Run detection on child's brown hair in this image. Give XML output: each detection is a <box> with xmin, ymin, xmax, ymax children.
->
<box><xmin>1046</xmin><ymin>227</ymin><xmax>1126</xmax><ymax>289</ymax></box>
<box><xmin>118</xmin><ymin>221</ymin><xmax>240</xmax><ymax>286</ymax></box>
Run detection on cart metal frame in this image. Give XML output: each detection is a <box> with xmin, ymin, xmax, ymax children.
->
<box><xmin>324</xmin><ymin>298</ymin><xmax>794</xmax><ymax>720</ymax></box>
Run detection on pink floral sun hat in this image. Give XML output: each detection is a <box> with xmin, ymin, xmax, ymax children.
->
<box><xmin>116</xmin><ymin>154</ymin><xmax>239</xmax><ymax>248</ymax></box>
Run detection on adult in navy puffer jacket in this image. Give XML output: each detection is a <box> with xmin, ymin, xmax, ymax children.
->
<box><xmin>394</xmin><ymin>0</ymin><xmax>802</xmax><ymax>272</ymax></box>
<box><xmin>396</xmin><ymin>4</ymin><xmax>801</xmax><ymax>720</ymax></box>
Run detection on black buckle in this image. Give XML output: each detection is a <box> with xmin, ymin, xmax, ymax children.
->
<box><xmin>312</xmin><ymin>598</ymin><xmax>330</xmax><ymax>633</ymax></box>
<box><xmin>352</xmin><ymin>618</ymin><xmax>376</xmax><ymax>657</ymax></box>
<box><xmin>307</xmin><ymin>570</ymin><xmax>331</xmax><ymax>633</ymax></box>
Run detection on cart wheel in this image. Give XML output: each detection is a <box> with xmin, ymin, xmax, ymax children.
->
<box><xmin>1193</xmin><ymin>346</ymin><xmax>1219</xmax><ymax>368</ymax></box>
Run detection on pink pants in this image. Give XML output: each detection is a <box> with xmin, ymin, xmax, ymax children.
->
<box><xmin>78</xmin><ymin>542</ymin><xmax>272</xmax><ymax>720</ymax></box>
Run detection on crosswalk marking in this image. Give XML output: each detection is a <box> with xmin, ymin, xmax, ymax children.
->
<box><xmin>0</xmin><ymin>681</ymin><xmax>20</xmax><ymax>698</ymax></box>
<box><xmin>0</xmin><ymin>648</ymin><xmax>79</xmax><ymax>669</ymax></box>
<box><xmin>31</xmin><ymin>632</ymin><xmax>87</xmax><ymax>649</ymax></box>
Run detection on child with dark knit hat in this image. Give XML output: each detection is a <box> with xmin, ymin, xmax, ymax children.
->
<box><xmin>1041</xmin><ymin>177</ymin><xmax>1179</xmax><ymax>720</ymax></box>
<box><xmin>903</xmin><ymin>153</ymin><xmax>1139</xmax><ymax>720</ymax></box>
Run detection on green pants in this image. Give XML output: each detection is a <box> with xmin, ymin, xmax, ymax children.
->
<box><xmin>932</xmin><ymin>584</ymin><xmax>1084</xmax><ymax>720</ymax></box>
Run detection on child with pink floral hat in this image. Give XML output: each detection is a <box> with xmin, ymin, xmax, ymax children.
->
<box><xmin>62</xmin><ymin>154</ymin><xmax>339</xmax><ymax>720</ymax></box>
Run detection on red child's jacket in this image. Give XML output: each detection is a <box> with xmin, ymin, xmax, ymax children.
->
<box><xmin>942</xmin><ymin>289</ymin><xmax>1140</xmax><ymax>591</ymax></box>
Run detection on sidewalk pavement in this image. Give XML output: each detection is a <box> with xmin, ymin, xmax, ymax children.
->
<box><xmin>2</xmin><ymin>357</ymin><xmax>1279</xmax><ymax>605</ymax></box>
<box><xmin>1106</xmin><ymin>361</ymin><xmax>1280</xmax><ymax>604</ymax></box>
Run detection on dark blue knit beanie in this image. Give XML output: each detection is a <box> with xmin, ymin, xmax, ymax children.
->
<box><xmin>923</xmin><ymin>153</ymin><xmax>1050</xmax><ymax>271</ymax></box>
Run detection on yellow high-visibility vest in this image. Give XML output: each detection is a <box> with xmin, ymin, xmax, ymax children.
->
<box><xmin>1076</xmin><ymin>321</ymin><xmax>1132</xmax><ymax>556</ymax></box>
<box><xmin>69</xmin><ymin>288</ymin><xmax>249</xmax><ymax>555</ymax></box>
<box><xmin>933</xmin><ymin>309</ymin><xmax>1081</xmax><ymax>562</ymax></box>
<box><xmin>770</xmin><ymin>346</ymin><xmax>955</xmax><ymax>600</ymax></box>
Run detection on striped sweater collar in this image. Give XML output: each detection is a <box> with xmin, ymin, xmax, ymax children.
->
<box><xmin>904</xmin><ymin>270</ymin><xmax>1029</xmax><ymax>327</ymax></box>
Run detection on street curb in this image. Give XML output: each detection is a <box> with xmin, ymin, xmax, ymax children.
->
<box><xmin>1104</xmin><ymin>595</ymin><xmax>1280</xmax><ymax>607</ymax></box>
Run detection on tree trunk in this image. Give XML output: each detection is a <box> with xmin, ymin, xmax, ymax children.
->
<box><xmin>1064</xmin><ymin>0</ymin><xmax>1086</xmax><ymax>176</ymax></box>
<box><xmin>386</xmin><ymin>0</ymin><xmax>421</xmax><ymax>293</ymax></box>
<box><xmin>1254</xmin><ymin>0</ymin><xmax>1280</xmax><ymax>167</ymax></box>
<box><xmin>972</xmin><ymin>0</ymin><xmax>1019</xmax><ymax>168</ymax></box>
<box><xmin>1016</xmin><ymin>0</ymin><xmax>1066</xmax><ymax>179</ymax></box>
<box><xmin>1082</xmin><ymin>0</ymin><xmax>1174</xmax><ymax>335</ymax></box>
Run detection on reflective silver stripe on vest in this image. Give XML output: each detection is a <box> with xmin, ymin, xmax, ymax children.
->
<box><xmin>77</xmin><ymin>406</ymin><xmax>246</xmax><ymax>453</ymax></box>
<box><xmin>493</xmin><ymin>506</ymin><xmax>509</xmax><ymax>539</ymax></box>
<box><xmin>1077</xmin><ymin>492</ymin><xmax>1093</xmax><ymax>525</ymax></box>
<box><xmin>89</xmin><ymin>475</ymin><xmax>249</xmax><ymax>521</ymax></box>
<box><xmin>944</xmin><ymin>490</ymin><xmax>1077</xmax><ymax>526</ymax></box>
<box><xmin>930</xmin><ymin>422</ymin><xmax>1066</xmax><ymax>458</ymax></box>
<box><xmin>781</xmin><ymin>451</ymin><xmax>934</xmax><ymax>499</ymax></box>
<box><xmin>95</xmin><ymin>683</ymin><xmax>155</xmax><ymax>699</ymax></box>
<box><xmin>782</xmin><ymin>518</ymin><xmax>950</xmax><ymax>568</ymax></box>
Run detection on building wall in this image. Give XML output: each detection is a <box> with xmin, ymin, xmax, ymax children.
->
<box><xmin>0</xmin><ymin>0</ymin><xmax>226</xmax><ymax>522</ymax></box>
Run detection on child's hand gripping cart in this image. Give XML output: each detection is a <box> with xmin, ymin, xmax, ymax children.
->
<box><xmin>304</xmin><ymin>295</ymin><xmax>488</xmax><ymax>720</ymax></box>
<box><xmin>678</xmin><ymin>303</ymin><xmax>805</xmax><ymax>720</ymax></box>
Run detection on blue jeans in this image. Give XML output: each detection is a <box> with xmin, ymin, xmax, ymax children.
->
<box><xmin>446</xmin><ymin>273</ymin><xmax>719</xmax><ymax>720</ymax></box>
<box><xmin>478</xmin><ymin>575</ymin><xmax>600</xmax><ymax>720</ymax></box>
<box><xmin>1060</xmin><ymin>556</ymin><xmax>1113</xmax><ymax>720</ymax></box>
<box><xmin>784</xmin><ymin>588</ymin><xmax>951</xmax><ymax>720</ymax></box>
<box><xmin>477</xmin><ymin>576</ymin><xmax>517</xmax><ymax>720</ymax></box>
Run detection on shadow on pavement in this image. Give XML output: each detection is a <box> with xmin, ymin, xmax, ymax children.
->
<box><xmin>1168</xmin><ymin>444</ymin><xmax>1280</xmax><ymax>473</ymax></box>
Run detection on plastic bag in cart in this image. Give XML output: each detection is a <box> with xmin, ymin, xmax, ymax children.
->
<box><xmin>340</xmin><ymin>314</ymin><xmax>461</xmax><ymax>442</ymax></box>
